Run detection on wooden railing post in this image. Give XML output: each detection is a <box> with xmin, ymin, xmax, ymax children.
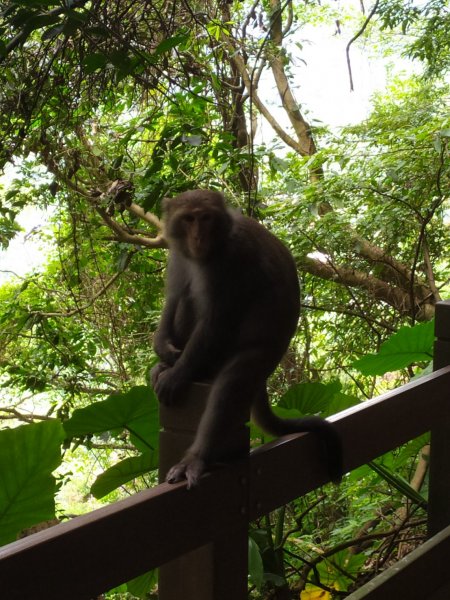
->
<box><xmin>158</xmin><ymin>383</ymin><xmax>250</xmax><ymax>600</ymax></box>
<box><xmin>429</xmin><ymin>300</ymin><xmax>450</xmax><ymax>536</ymax></box>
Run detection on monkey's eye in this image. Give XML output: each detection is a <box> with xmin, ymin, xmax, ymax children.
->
<box><xmin>182</xmin><ymin>214</ymin><xmax>195</xmax><ymax>223</ymax></box>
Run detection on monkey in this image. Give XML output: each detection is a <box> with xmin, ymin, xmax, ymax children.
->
<box><xmin>151</xmin><ymin>189</ymin><xmax>342</xmax><ymax>488</ymax></box>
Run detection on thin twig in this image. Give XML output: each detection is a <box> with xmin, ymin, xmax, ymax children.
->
<box><xmin>346</xmin><ymin>0</ymin><xmax>380</xmax><ymax>91</ymax></box>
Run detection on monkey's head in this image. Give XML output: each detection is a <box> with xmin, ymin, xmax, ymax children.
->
<box><xmin>163</xmin><ymin>190</ymin><xmax>233</xmax><ymax>260</ymax></box>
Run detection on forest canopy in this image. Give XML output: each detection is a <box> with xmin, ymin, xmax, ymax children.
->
<box><xmin>0</xmin><ymin>0</ymin><xmax>449</xmax><ymax>597</ymax></box>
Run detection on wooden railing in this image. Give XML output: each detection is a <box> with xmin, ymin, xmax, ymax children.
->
<box><xmin>1</xmin><ymin>301</ymin><xmax>450</xmax><ymax>600</ymax></box>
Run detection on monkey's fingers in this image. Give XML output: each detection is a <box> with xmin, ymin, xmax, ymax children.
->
<box><xmin>153</xmin><ymin>368</ymin><xmax>177</xmax><ymax>405</ymax></box>
<box><xmin>166</xmin><ymin>457</ymin><xmax>206</xmax><ymax>489</ymax></box>
<box><xmin>154</xmin><ymin>368</ymin><xmax>189</xmax><ymax>406</ymax></box>
<box><xmin>150</xmin><ymin>362</ymin><xmax>169</xmax><ymax>388</ymax></box>
<box><xmin>166</xmin><ymin>462</ymin><xmax>188</xmax><ymax>485</ymax></box>
<box><xmin>166</xmin><ymin>343</ymin><xmax>182</xmax><ymax>362</ymax></box>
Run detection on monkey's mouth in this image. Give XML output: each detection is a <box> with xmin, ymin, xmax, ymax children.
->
<box><xmin>189</xmin><ymin>241</ymin><xmax>209</xmax><ymax>259</ymax></box>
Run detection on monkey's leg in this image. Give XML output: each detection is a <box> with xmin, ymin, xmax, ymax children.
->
<box><xmin>166</xmin><ymin>353</ymin><xmax>267</xmax><ymax>488</ymax></box>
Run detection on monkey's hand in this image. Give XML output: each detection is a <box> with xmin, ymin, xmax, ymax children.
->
<box><xmin>153</xmin><ymin>365</ymin><xmax>188</xmax><ymax>405</ymax></box>
<box><xmin>166</xmin><ymin>455</ymin><xmax>206</xmax><ymax>489</ymax></box>
<box><xmin>153</xmin><ymin>331</ymin><xmax>182</xmax><ymax>365</ymax></box>
<box><xmin>158</xmin><ymin>342</ymin><xmax>182</xmax><ymax>366</ymax></box>
<box><xmin>150</xmin><ymin>362</ymin><xmax>170</xmax><ymax>388</ymax></box>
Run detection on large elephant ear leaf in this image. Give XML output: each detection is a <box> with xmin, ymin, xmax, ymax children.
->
<box><xmin>278</xmin><ymin>381</ymin><xmax>357</xmax><ymax>418</ymax></box>
<box><xmin>352</xmin><ymin>320</ymin><xmax>434</xmax><ymax>376</ymax></box>
<box><xmin>0</xmin><ymin>420</ymin><xmax>65</xmax><ymax>545</ymax></box>
<box><xmin>64</xmin><ymin>386</ymin><xmax>159</xmax><ymax>452</ymax></box>
<box><xmin>91</xmin><ymin>450</ymin><xmax>159</xmax><ymax>499</ymax></box>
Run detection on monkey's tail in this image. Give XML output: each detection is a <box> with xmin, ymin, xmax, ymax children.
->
<box><xmin>252</xmin><ymin>393</ymin><xmax>343</xmax><ymax>483</ymax></box>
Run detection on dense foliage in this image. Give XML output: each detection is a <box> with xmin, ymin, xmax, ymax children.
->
<box><xmin>0</xmin><ymin>0</ymin><xmax>449</xmax><ymax>597</ymax></box>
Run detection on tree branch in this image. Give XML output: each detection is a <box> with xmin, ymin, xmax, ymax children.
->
<box><xmin>127</xmin><ymin>202</ymin><xmax>163</xmax><ymax>230</ymax></box>
<box><xmin>230</xmin><ymin>51</ymin><xmax>304</xmax><ymax>154</ymax></box>
<box><xmin>422</xmin><ymin>240</ymin><xmax>441</xmax><ymax>303</ymax></box>
<box><xmin>0</xmin><ymin>0</ymin><xmax>90</xmax><ymax>63</ymax></box>
<box><xmin>346</xmin><ymin>0</ymin><xmax>380</xmax><ymax>91</ymax></box>
<box><xmin>29</xmin><ymin>251</ymin><xmax>137</xmax><ymax>318</ymax></box>
<box><xmin>269</xmin><ymin>0</ymin><xmax>318</xmax><ymax>158</ymax></box>
<box><xmin>350</xmin><ymin>232</ymin><xmax>429</xmax><ymax>297</ymax></box>
<box><xmin>95</xmin><ymin>206</ymin><xmax>166</xmax><ymax>249</ymax></box>
<box><xmin>39</xmin><ymin>135</ymin><xmax>166</xmax><ymax>248</ymax></box>
<box><xmin>295</xmin><ymin>518</ymin><xmax>427</xmax><ymax>593</ymax></box>
<box><xmin>300</xmin><ymin>255</ymin><xmax>434</xmax><ymax>320</ymax></box>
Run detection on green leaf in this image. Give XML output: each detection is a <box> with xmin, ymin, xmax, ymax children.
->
<box><xmin>5</xmin><ymin>188</ymin><xmax>19</xmax><ymax>200</ymax></box>
<box><xmin>41</xmin><ymin>23</ymin><xmax>65</xmax><ymax>40</ymax></box>
<box><xmin>11</xmin><ymin>0</ymin><xmax>56</xmax><ymax>7</ymax></box>
<box><xmin>82</xmin><ymin>52</ymin><xmax>108</xmax><ymax>74</ymax></box>
<box><xmin>126</xmin><ymin>570</ymin><xmax>157</xmax><ymax>598</ymax></box>
<box><xmin>108</xmin><ymin>570</ymin><xmax>157</xmax><ymax>598</ymax></box>
<box><xmin>248</xmin><ymin>537</ymin><xmax>264</xmax><ymax>589</ymax></box>
<box><xmin>111</xmin><ymin>155</ymin><xmax>124</xmax><ymax>170</ymax></box>
<box><xmin>352</xmin><ymin>320</ymin><xmax>434</xmax><ymax>376</ymax></box>
<box><xmin>394</xmin><ymin>433</ymin><xmax>429</xmax><ymax>468</ymax></box>
<box><xmin>0</xmin><ymin>420</ymin><xmax>65</xmax><ymax>545</ymax></box>
<box><xmin>278</xmin><ymin>380</ymin><xmax>342</xmax><ymax>416</ymax></box>
<box><xmin>317</xmin><ymin>549</ymin><xmax>366</xmax><ymax>590</ymax></box>
<box><xmin>154</xmin><ymin>33</ymin><xmax>189</xmax><ymax>56</ymax></box>
<box><xmin>85</xmin><ymin>26</ymin><xmax>110</xmax><ymax>38</ymax></box>
<box><xmin>326</xmin><ymin>391</ymin><xmax>360</xmax><ymax>416</ymax></box>
<box><xmin>64</xmin><ymin>8</ymin><xmax>89</xmax><ymax>24</ymax></box>
<box><xmin>26</xmin><ymin>13</ymin><xmax>61</xmax><ymax>32</ymax></box>
<box><xmin>433</xmin><ymin>135</ymin><xmax>442</xmax><ymax>153</ymax></box>
<box><xmin>369</xmin><ymin>461</ymin><xmax>427</xmax><ymax>509</ymax></box>
<box><xmin>64</xmin><ymin>386</ymin><xmax>159</xmax><ymax>452</ymax></box>
<box><xmin>91</xmin><ymin>450</ymin><xmax>158</xmax><ymax>498</ymax></box>
<box><xmin>109</xmin><ymin>50</ymin><xmax>131</xmax><ymax>69</ymax></box>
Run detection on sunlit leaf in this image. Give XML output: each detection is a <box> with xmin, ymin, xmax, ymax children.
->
<box><xmin>0</xmin><ymin>421</ymin><xmax>64</xmax><ymax>545</ymax></box>
<box><xmin>64</xmin><ymin>386</ymin><xmax>159</xmax><ymax>452</ymax></box>
<box><xmin>279</xmin><ymin>381</ymin><xmax>346</xmax><ymax>417</ymax></box>
<box><xmin>369</xmin><ymin>461</ymin><xmax>427</xmax><ymax>508</ymax></box>
<box><xmin>126</xmin><ymin>570</ymin><xmax>157</xmax><ymax>598</ymax></box>
<box><xmin>352</xmin><ymin>320</ymin><xmax>434</xmax><ymax>376</ymax></box>
<box><xmin>91</xmin><ymin>450</ymin><xmax>158</xmax><ymax>498</ymax></box>
<box><xmin>301</xmin><ymin>585</ymin><xmax>332</xmax><ymax>599</ymax></box>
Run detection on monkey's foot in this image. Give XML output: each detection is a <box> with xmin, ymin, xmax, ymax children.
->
<box><xmin>166</xmin><ymin>457</ymin><xmax>206</xmax><ymax>489</ymax></box>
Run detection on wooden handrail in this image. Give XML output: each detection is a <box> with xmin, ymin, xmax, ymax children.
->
<box><xmin>430</xmin><ymin>299</ymin><xmax>450</xmax><ymax>536</ymax></box>
<box><xmin>250</xmin><ymin>365</ymin><xmax>450</xmax><ymax>518</ymax></box>
<box><xmin>1</xmin><ymin>366</ymin><xmax>450</xmax><ymax>599</ymax></box>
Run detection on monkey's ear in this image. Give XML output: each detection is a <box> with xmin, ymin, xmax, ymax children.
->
<box><xmin>162</xmin><ymin>197</ymin><xmax>171</xmax><ymax>212</ymax></box>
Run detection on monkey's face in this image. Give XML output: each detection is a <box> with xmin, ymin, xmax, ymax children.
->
<box><xmin>173</xmin><ymin>209</ymin><xmax>219</xmax><ymax>259</ymax></box>
<box><xmin>163</xmin><ymin>191</ymin><xmax>232</xmax><ymax>261</ymax></box>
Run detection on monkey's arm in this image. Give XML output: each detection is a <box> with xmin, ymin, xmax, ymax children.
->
<box><xmin>151</xmin><ymin>294</ymin><xmax>183</xmax><ymax>393</ymax></box>
<box><xmin>153</xmin><ymin>269</ymin><xmax>186</xmax><ymax>367</ymax></box>
<box><xmin>154</xmin><ymin>314</ymin><xmax>225</xmax><ymax>405</ymax></box>
<box><xmin>154</xmin><ymin>322</ymin><xmax>181</xmax><ymax>365</ymax></box>
<box><xmin>153</xmin><ymin>253</ymin><xmax>191</xmax><ymax>367</ymax></box>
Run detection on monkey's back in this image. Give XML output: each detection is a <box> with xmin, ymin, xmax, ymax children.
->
<box><xmin>219</xmin><ymin>212</ymin><xmax>300</xmax><ymax>361</ymax></box>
